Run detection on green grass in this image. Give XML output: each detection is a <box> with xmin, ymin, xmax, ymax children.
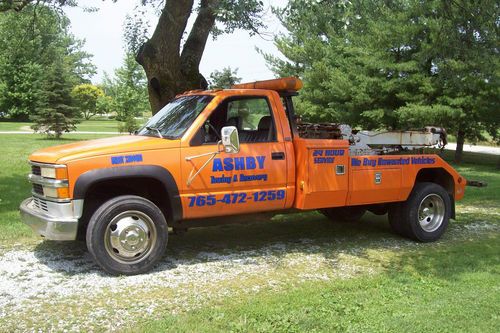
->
<box><xmin>0</xmin><ymin>133</ymin><xmax>498</xmax><ymax>332</ymax></box>
<box><xmin>140</xmin><ymin>236</ymin><xmax>499</xmax><ymax>333</ymax></box>
<box><xmin>0</xmin><ymin>121</ymin><xmax>32</xmax><ymax>131</ymax></box>
<box><xmin>135</xmin><ymin>155</ymin><xmax>500</xmax><ymax>333</ymax></box>
<box><xmin>0</xmin><ymin>133</ymin><xmax>115</xmax><ymax>241</ymax></box>
<box><xmin>0</xmin><ymin>119</ymin><xmax>147</xmax><ymax>133</ymax></box>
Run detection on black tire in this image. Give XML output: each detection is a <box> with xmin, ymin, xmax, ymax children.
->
<box><xmin>388</xmin><ymin>203</ymin><xmax>405</xmax><ymax>236</ymax></box>
<box><xmin>390</xmin><ymin>182</ymin><xmax>451</xmax><ymax>242</ymax></box>
<box><xmin>321</xmin><ymin>207</ymin><xmax>366</xmax><ymax>223</ymax></box>
<box><xmin>86</xmin><ymin>195</ymin><xmax>168</xmax><ymax>275</ymax></box>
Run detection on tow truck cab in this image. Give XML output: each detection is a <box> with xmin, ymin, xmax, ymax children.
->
<box><xmin>20</xmin><ymin>77</ymin><xmax>466</xmax><ymax>275</ymax></box>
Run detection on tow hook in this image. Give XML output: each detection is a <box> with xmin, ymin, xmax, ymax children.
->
<box><xmin>466</xmin><ymin>180</ymin><xmax>488</xmax><ymax>187</ymax></box>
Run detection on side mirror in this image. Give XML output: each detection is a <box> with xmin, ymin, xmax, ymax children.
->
<box><xmin>221</xmin><ymin>126</ymin><xmax>240</xmax><ymax>154</ymax></box>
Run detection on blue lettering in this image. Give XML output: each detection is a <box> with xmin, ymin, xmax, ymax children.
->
<box><xmin>234</xmin><ymin>157</ymin><xmax>245</xmax><ymax>170</ymax></box>
<box><xmin>212</xmin><ymin>158</ymin><xmax>223</xmax><ymax>172</ymax></box>
<box><xmin>111</xmin><ymin>156</ymin><xmax>124</xmax><ymax>165</ymax></box>
<box><xmin>411</xmin><ymin>157</ymin><xmax>436</xmax><ymax>165</ymax></box>
<box><xmin>223</xmin><ymin>158</ymin><xmax>234</xmax><ymax>171</ymax></box>
<box><xmin>363</xmin><ymin>158</ymin><xmax>376</xmax><ymax>167</ymax></box>
<box><xmin>210</xmin><ymin>175</ymin><xmax>232</xmax><ymax>184</ymax></box>
<box><xmin>112</xmin><ymin>154</ymin><xmax>143</xmax><ymax>165</ymax></box>
<box><xmin>246</xmin><ymin>157</ymin><xmax>256</xmax><ymax>170</ymax></box>
<box><xmin>314</xmin><ymin>157</ymin><xmax>335</xmax><ymax>164</ymax></box>
<box><xmin>239</xmin><ymin>174</ymin><xmax>268</xmax><ymax>182</ymax></box>
<box><xmin>212</xmin><ymin>155</ymin><xmax>268</xmax><ymax>172</ymax></box>
<box><xmin>125</xmin><ymin>154</ymin><xmax>143</xmax><ymax>163</ymax></box>
<box><xmin>256</xmin><ymin>156</ymin><xmax>265</xmax><ymax>169</ymax></box>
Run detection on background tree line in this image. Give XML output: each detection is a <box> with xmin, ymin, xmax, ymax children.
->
<box><xmin>265</xmin><ymin>0</ymin><xmax>499</xmax><ymax>162</ymax></box>
<box><xmin>0</xmin><ymin>4</ymin><xmax>150</xmax><ymax>137</ymax></box>
<box><xmin>0</xmin><ymin>0</ymin><xmax>498</xmax><ymax>163</ymax></box>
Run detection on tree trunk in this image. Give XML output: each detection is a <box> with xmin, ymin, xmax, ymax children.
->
<box><xmin>454</xmin><ymin>128</ymin><xmax>465</xmax><ymax>164</ymax></box>
<box><xmin>136</xmin><ymin>0</ymin><xmax>216</xmax><ymax>115</ymax></box>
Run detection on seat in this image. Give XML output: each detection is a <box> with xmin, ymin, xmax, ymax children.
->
<box><xmin>226</xmin><ymin>116</ymin><xmax>240</xmax><ymax>128</ymax></box>
<box><xmin>256</xmin><ymin>116</ymin><xmax>273</xmax><ymax>142</ymax></box>
<box><xmin>226</xmin><ymin>115</ymin><xmax>274</xmax><ymax>143</ymax></box>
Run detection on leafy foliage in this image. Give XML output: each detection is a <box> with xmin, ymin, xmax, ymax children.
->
<box><xmin>71</xmin><ymin>84</ymin><xmax>105</xmax><ymax>120</ymax></box>
<box><xmin>118</xmin><ymin>116</ymin><xmax>140</xmax><ymax>134</ymax></box>
<box><xmin>123</xmin><ymin>6</ymin><xmax>151</xmax><ymax>55</ymax></box>
<box><xmin>102</xmin><ymin>53</ymin><xmax>149</xmax><ymax>121</ymax></box>
<box><xmin>208</xmin><ymin>67</ymin><xmax>241</xmax><ymax>89</ymax></box>
<box><xmin>268</xmin><ymin>0</ymin><xmax>499</xmax><ymax>161</ymax></box>
<box><xmin>31</xmin><ymin>57</ymin><xmax>80</xmax><ymax>138</ymax></box>
<box><xmin>210</xmin><ymin>0</ymin><xmax>266</xmax><ymax>38</ymax></box>
<box><xmin>0</xmin><ymin>4</ymin><xmax>95</xmax><ymax>122</ymax></box>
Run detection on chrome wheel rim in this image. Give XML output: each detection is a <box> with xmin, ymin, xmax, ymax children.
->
<box><xmin>104</xmin><ymin>210</ymin><xmax>157</xmax><ymax>264</ymax></box>
<box><xmin>418</xmin><ymin>194</ymin><xmax>445</xmax><ymax>232</ymax></box>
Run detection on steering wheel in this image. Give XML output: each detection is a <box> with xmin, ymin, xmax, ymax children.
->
<box><xmin>206</xmin><ymin>121</ymin><xmax>221</xmax><ymax>140</ymax></box>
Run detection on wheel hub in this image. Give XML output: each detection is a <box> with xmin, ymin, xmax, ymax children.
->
<box><xmin>105</xmin><ymin>211</ymin><xmax>157</xmax><ymax>264</ymax></box>
<box><xmin>418</xmin><ymin>194</ymin><xmax>445</xmax><ymax>232</ymax></box>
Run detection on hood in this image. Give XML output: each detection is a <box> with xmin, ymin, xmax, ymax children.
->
<box><xmin>29</xmin><ymin>135</ymin><xmax>180</xmax><ymax>164</ymax></box>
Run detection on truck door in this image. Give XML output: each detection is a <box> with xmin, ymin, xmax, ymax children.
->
<box><xmin>180</xmin><ymin>94</ymin><xmax>288</xmax><ymax>219</ymax></box>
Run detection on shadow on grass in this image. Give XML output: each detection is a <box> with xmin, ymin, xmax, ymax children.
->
<box><xmin>30</xmin><ymin>210</ymin><xmax>498</xmax><ymax>280</ymax></box>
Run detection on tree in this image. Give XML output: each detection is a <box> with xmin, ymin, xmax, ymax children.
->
<box><xmin>71</xmin><ymin>84</ymin><xmax>105</xmax><ymax>119</ymax></box>
<box><xmin>0</xmin><ymin>4</ymin><xmax>95</xmax><ymax>120</ymax></box>
<box><xmin>132</xmin><ymin>0</ymin><xmax>266</xmax><ymax>114</ymax></box>
<box><xmin>267</xmin><ymin>0</ymin><xmax>499</xmax><ymax>163</ymax></box>
<box><xmin>419</xmin><ymin>0</ymin><xmax>499</xmax><ymax>162</ymax></box>
<box><xmin>2</xmin><ymin>1</ymin><xmax>266</xmax><ymax>115</ymax></box>
<box><xmin>0</xmin><ymin>0</ymin><xmax>72</xmax><ymax>12</ymax></box>
<box><xmin>208</xmin><ymin>67</ymin><xmax>241</xmax><ymax>89</ymax></box>
<box><xmin>31</xmin><ymin>57</ymin><xmax>80</xmax><ymax>138</ymax></box>
<box><xmin>102</xmin><ymin>53</ymin><xmax>149</xmax><ymax>121</ymax></box>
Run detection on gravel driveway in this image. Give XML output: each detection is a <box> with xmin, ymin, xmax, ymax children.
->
<box><xmin>0</xmin><ymin>213</ymin><xmax>498</xmax><ymax>332</ymax></box>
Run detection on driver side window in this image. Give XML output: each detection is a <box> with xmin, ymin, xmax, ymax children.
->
<box><xmin>193</xmin><ymin>96</ymin><xmax>276</xmax><ymax>145</ymax></box>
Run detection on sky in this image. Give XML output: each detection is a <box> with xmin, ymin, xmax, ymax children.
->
<box><xmin>64</xmin><ymin>0</ymin><xmax>289</xmax><ymax>84</ymax></box>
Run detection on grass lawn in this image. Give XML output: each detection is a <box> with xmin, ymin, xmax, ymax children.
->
<box><xmin>0</xmin><ymin>133</ymin><xmax>115</xmax><ymax>241</ymax></box>
<box><xmin>137</xmin><ymin>156</ymin><xmax>500</xmax><ymax>332</ymax></box>
<box><xmin>0</xmin><ymin>119</ymin><xmax>148</xmax><ymax>133</ymax></box>
<box><xmin>141</xmin><ymin>236</ymin><xmax>499</xmax><ymax>333</ymax></box>
<box><xmin>0</xmin><ymin>121</ymin><xmax>32</xmax><ymax>131</ymax></box>
<box><xmin>0</xmin><ymin>133</ymin><xmax>498</xmax><ymax>332</ymax></box>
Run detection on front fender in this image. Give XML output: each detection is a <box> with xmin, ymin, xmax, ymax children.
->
<box><xmin>73</xmin><ymin>165</ymin><xmax>182</xmax><ymax>222</ymax></box>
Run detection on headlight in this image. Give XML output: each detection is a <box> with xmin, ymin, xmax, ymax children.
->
<box><xmin>41</xmin><ymin>187</ymin><xmax>70</xmax><ymax>199</ymax></box>
<box><xmin>29</xmin><ymin>162</ymin><xmax>70</xmax><ymax>201</ymax></box>
<box><xmin>40</xmin><ymin>165</ymin><xmax>68</xmax><ymax>179</ymax></box>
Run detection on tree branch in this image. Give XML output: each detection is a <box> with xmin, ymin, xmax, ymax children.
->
<box><xmin>145</xmin><ymin>0</ymin><xmax>194</xmax><ymax>60</ymax></box>
<box><xmin>180</xmin><ymin>0</ymin><xmax>218</xmax><ymax>73</ymax></box>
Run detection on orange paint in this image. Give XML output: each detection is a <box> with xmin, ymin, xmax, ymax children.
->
<box><xmin>27</xmin><ymin>77</ymin><xmax>466</xmax><ymax>220</ymax></box>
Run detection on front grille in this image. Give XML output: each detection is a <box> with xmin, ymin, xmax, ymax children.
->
<box><xmin>31</xmin><ymin>165</ymin><xmax>41</xmax><ymax>176</ymax></box>
<box><xmin>33</xmin><ymin>197</ymin><xmax>49</xmax><ymax>212</ymax></box>
<box><xmin>32</xmin><ymin>183</ymin><xmax>44</xmax><ymax>195</ymax></box>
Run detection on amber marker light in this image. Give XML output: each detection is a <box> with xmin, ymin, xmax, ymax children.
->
<box><xmin>55</xmin><ymin>167</ymin><xmax>68</xmax><ymax>180</ymax></box>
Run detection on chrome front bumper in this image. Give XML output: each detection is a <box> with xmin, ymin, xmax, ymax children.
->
<box><xmin>19</xmin><ymin>198</ymin><xmax>83</xmax><ymax>241</ymax></box>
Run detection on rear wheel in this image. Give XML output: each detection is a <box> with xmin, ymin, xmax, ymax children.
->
<box><xmin>321</xmin><ymin>207</ymin><xmax>366</xmax><ymax>223</ymax></box>
<box><xmin>389</xmin><ymin>182</ymin><xmax>451</xmax><ymax>242</ymax></box>
<box><xmin>86</xmin><ymin>195</ymin><xmax>168</xmax><ymax>275</ymax></box>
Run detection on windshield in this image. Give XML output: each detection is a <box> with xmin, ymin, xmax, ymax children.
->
<box><xmin>137</xmin><ymin>95</ymin><xmax>214</xmax><ymax>139</ymax></box>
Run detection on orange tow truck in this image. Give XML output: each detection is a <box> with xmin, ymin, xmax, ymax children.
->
<box><xmin>20</xmin><ymin>77</ymin><xmax>471</xmax><ymax>275</ymax></box>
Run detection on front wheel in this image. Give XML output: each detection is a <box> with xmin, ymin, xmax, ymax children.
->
<box><xmin>389</xmin><ymin>182</ymin><xmax>451</xmax><ymax>242</ymax></box>
<box><xmin>86</xmin><ymin>195</ymin><xmax>168</xmax><ymax>275</ymax></box>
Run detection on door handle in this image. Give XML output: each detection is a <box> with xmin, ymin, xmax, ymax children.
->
<box><xmin>272</xmin><ymin>152</ymin><xmax>285</xmax><ymax>160</ymax></box>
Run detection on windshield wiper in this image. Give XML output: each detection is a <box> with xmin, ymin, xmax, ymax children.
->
<box><xmin>146</xmin><ymin>126</ymin><xmax>163</xmax><ymax>139</ymax></box>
